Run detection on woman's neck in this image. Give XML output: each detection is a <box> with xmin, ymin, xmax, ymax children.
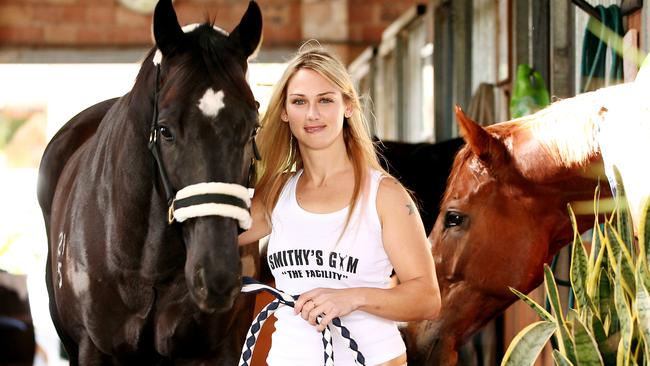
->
<box><xmin>299</xmin><ymin>140</ymin><xmax>353</xmax><ymax>187</ymax></box>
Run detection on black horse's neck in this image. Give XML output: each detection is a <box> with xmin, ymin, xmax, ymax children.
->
<box><xmin>88</xmin><ymin>63</ymin><xmax>185</xmax><ymax>280</ymax></box>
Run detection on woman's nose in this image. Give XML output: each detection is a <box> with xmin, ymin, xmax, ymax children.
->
<box><xmin>307</xmin><ymin>103</ymin><xmax>320</xmax><ymax>120</ymax></box>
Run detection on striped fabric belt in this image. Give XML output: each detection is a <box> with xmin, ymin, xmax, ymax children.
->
<box><xmin>239</xmin><ymin>277</ymin><xmax>366</xmax><ymax>366</ymax></box>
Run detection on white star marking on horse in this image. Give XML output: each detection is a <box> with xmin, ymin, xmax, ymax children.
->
<box><xmin>198</xmin><ymin>88</ymin><xmax>225</xmax><ymax>118</ymax></box>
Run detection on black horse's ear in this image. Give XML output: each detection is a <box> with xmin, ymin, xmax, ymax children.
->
<box><xmin>228</xmin><ymin>1</ymin><xmax>263</xmax><ymax>58</ymax></box>
<box><xmin>153</xmin><ymin>0</ymin><xmax>184</xmax><ymax>56</ymax></box>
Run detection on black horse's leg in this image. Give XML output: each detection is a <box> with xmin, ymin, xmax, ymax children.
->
<box><xmin>79</xmin><ymin>335</ymin><xmax>111</xmax><ymax>366</ymax></box>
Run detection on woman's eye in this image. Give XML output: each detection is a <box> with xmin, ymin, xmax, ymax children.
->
<box><xmin>159</xmin><ymin>126</ymin><xmax>174</xmax><ymax>141</ymax></box>
<box><xmin>291</xmin><ymin>99</ymin><xmax>305</xmax><ymax>105</ymax></box>
<box><xmin>320</xmin><ymin>98</ymin><xmax>334</xmax><ymax>104</ymax></box>
<box><xmin>444</xmin><ymin>211</ymin><xmax>465</xmax><ymax>228</ymax></box>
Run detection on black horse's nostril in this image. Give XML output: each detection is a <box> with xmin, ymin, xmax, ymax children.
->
<box><xmin>210</xmin><ymin>272</ymin><xmax>242</xmax><ymax>298</ymax></box>
<box><xmin>194</xmin><ymin>267</ymin><xmax>241</xmax><ymax>299</ymax></box>
<box><xmin>194</xmin><ymin>267</ymin><xmax>209</xmax><ymax>301</ymax></box>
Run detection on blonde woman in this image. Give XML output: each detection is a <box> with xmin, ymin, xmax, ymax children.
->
<box><xmin>239</xmin><ymin>44</ymin><xmax>440</xmax><ymax>366</ymax></box>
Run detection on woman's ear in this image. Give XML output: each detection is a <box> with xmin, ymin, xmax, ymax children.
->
<box><xmin>281</xmin><ymin>111</ymin><xmax>289</xmax><ymax>122</ymax></box>
<box><xmin>344</xmin><ymin>101</ymin><xmax>353</xmax><ymax>118</ymax></box>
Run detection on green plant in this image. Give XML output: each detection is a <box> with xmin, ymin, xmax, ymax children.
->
<box><xmin>0</xmin><ymin>114</ymin><xmax>27</xmax><ymax>150</ymax></box>
<box><xmin>501</xmin><ymin>177</ymin><xmax>650</xmax><ymax>366</ymax></box>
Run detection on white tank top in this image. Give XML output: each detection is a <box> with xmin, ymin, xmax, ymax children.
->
<box><xmin>266</xmin><ymin>169</ymin><xmax>406</xmax><ymax>365</ymax></box>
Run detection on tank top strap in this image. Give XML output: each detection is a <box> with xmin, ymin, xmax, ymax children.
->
<box><xmin>369</xmin><ymin>169</ymin><xmax>387</xmax><ymax>203</ymax></box>
<box><xmin>361</xmin><ymin>170</ymin><xmax>387</xmax><ymax>227</ymax></box>
<box><xmin>274</xmin><ymin>170</ymin><xmax>302</xmax><ymax>213</ymax></box>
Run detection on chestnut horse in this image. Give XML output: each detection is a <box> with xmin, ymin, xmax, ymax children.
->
<box><xmin>404</xmin><ymin>80</ymin><xmax>650</xmax><ymax>365</ymax></box>
<box><xmin>37</xmin><ymin>1</ymin><xmax>262</xmax><ymax>364</ymax></box>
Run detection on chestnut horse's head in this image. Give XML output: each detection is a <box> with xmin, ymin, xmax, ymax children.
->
<box><xmin>407</xmin><ymin>106</ymin><xmax>605</xmax><ymax>365</ymax></box>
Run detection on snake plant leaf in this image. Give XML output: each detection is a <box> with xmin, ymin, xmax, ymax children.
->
<box><xmin>500</xmin><ymin>321</ymin><xmax>556</xmax><ymax>366</ymax></box>
<box><xmin>596</xmin><ymin>267</ymin><xmax>616</xmax><ymax>333</ymax></box>
<box><xmin>552</xmin><ymin>349</ymin><xmax>575</xmax><ymax>366</ymax></box>
<box><xmin>590</xmin><ymin>314</ymin><xmax>613</xmax><ymax>364</ymax></box>
<box><xmin>544</xmin><ymin>264</ymin><xmax>577</xmax><ymax>363</ymax></box>
<box><xmin>604</xmin><ymin>221</ymin><xmax>636</xmax><ymax>297</ymax></box>
<box><xmin>640</xmin><ymin>198</ymin><xmax>650</xmax><ymax>269</ymax></box>
<box><xmin>587</xmin><ymin>224</ymin><xmax>607</xmax><ymax>299</ymax></box>
<box><xmin>613</xmin><ymin>264</ymin><xmax>633</xmax><ymax>366</ymax></box>
<box><xmin>612</xmin><ymin>166</ymin><xmax>634</xmax><ymax>254</ymax></box>
<box><xmin>510</xmin><ymin>287</ymin><xmax>554</xmax><ymax>322</ymax></box>
<box><xmin>590</xmin><ymin>309</ymin><xmax>606</xmax><ymax>341</ymax></box>
<box><xmin>569</xmin><ymin>205</ymin><xmax>592</xmax><ymax>312</ymax></box>
<box><xmin>639</xmin><ymin>260</ymin><xmax>650</xmax><ymax>305</ymax></box>
<box><xmin>569</xmin><ymin>309</ymin><xmax>604</xmax><ymax>365</ymax></box>
<box><xmin>636</xmin><ymin>262</ymin><xmax>650</xmax><ymax>361</ymax></box>
<box><xmin>597</xmin><ymin>329</ymin><xmax>619</xmax><ymax>366</ymax></box>
<box><xmin>588</xmin><ymin>184</ymin><xmax>602</xmax><ymax>271</ymax></box>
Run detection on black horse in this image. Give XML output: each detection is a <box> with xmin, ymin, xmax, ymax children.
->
<box><xmin>37</xmin><ymin>0</ymin><xmax>263</xmax><ymax>364</ymax></box>
<box><xmin>377</xmin><ymin>138</ymin><xmax>464</xmax><ymax>234</ymax></box>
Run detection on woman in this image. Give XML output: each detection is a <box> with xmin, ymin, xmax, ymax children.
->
<box><xmin>239</xmin><ymin>44</ymin><xmax>440</xmax><ymax>366</ymax></box>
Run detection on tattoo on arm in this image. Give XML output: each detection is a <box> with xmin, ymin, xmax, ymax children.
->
<box><xmin>406</xmin><ymin>203</ymin><xmax>416</xmax><ymax>215</ymax></box>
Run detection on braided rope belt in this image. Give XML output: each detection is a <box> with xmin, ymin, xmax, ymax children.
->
<box><xmin>239</xmin><ymin>277</ymin><xmax>366</xmax><ymax>366</ymax></box>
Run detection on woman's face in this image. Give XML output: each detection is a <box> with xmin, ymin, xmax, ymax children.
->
<box><xmin>282</xmin><ymin>68</ymin><xmax>350</xmax><ymax>152</ymax></box>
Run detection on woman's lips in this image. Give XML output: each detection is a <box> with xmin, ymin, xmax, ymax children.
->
<box><xmin>304</xmin><ymin>125</ymin><xmax>325</xmax><ymax>133</ymax></box>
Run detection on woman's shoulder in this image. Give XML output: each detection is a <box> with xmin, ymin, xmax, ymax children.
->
<box><xmin>377</xmin><ymin>176</ymin><xmax>407</xmax><ymax>198</ymax></box>
<box><xmin>376</xmin><ymin>174</ymin><xmax>411</xmax><ymax>213</ymax></box>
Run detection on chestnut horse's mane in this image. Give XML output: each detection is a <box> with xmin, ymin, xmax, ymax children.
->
<box><xmin>495</xmin><ymin>90</ymin><xmax>606</xmax><ymax>167</ymax></box>
<box><xmin>454</xmin><ymin>88</ymin><xmax>611</xmax><ymax>183</ymax></box>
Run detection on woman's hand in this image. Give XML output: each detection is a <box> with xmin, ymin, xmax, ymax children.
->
<box><xmin>293</xmin><ymin>288</ymin><xmax>362</xmax><ymax>332</ymax></box>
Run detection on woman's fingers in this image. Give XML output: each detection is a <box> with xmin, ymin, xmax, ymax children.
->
<box><xmin>308</xmin><ymin>303</ymin><xmax>325</xmax><ymax>325</ymax></box>
<box><xmin>316</xmin><ymin>311</ymin><xmax>336</xmax><ymax>332</ymax></box>
<box><xmin>294</xmin><ymin>289</ymin><xmax>351</xmax><ymax>330</ymax></box>
<box><xmin>294</xmin><ymin>295</ymin><xmax>311</xmax><ymax>314</ymax></box>
<box><xmin>299</xmin><ymin>299</ymin><xmax>315</xmax><ymax>320</ymax></box>
<box><xmin>294</xmin><ymin>289</ymin><xmax>321</xmax><ymax>314</ymax></box>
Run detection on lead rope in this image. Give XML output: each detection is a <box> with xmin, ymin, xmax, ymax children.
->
<box><xmin>239</xmin><ymin>277</ymin><xmax>366</xmax><ymax>366</ymax></box>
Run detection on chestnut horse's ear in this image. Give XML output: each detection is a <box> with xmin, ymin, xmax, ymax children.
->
<box><xmin>455</xmin><ymin>105</ymin><xmax>513</xmax><ymax>175</ymax></box>
<box><xmin>228</xmin><ymin>1</ymin><xmax>263</xmax><ymax>59</ymax></box>
<box><xmin>153</xmin><ymin>0</ymin><xmax>184</xmax><ymax>56</ymax></box>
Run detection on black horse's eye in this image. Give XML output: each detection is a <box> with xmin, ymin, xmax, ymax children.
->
<box><xmin>159</xmin><ymin>126</ymin><xmax>174</xmax><ymax>141</ymax></box>
<box><xmin>250</xmin><ymin>125</ymin><xmax>260</xmax><ymax>138</ymax></box>
<box><xmin>444</xmin><ymin>211</ymin><xmax>465</xmax><ymax>228</ymax></box>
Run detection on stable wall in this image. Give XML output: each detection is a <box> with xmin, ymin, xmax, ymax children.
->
<box><xmin>0</xmin><ymin>0</ymin><xmax>423</xmax><ymax>64</ymax></box>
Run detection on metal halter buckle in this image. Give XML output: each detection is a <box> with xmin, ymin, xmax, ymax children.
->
<box><xmin>168</xmin><ymin>204</ymin><xmax>175</xmax><ymax>224</ymax></box>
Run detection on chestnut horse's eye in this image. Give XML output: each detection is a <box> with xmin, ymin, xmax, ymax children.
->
<box><xmin>444</xmin><ymin>211</ymin><xmax>465</xmax><ymax>228</ymax></box>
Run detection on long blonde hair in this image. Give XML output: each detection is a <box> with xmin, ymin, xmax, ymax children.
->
<box><xmin>255</xmin><ymin>43</ymin><xmax>390</xmax><ymax>227</ymax></box>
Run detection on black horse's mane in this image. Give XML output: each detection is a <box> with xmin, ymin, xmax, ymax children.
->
<box><xmin>131</xmin><ymin>23</ymin><xmax>256</xmax><ymax>108</ymax></box>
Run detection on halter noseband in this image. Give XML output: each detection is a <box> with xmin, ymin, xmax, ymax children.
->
<box><xmin>147</xmin><ymin>61</ymin><xmax>260</xmax><ymax>228</ymax></box>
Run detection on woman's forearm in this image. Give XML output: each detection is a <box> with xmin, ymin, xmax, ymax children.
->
<box><xmin>354</xmin><ymin>279</ymin><xmax>441</xmax><ymax>322</ymax></box>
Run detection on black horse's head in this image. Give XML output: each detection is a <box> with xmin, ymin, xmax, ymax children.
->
<box><xmin>144</xmin><ymin>0</ymin><xmax>262</xmax><ymax>313</ymax></box>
